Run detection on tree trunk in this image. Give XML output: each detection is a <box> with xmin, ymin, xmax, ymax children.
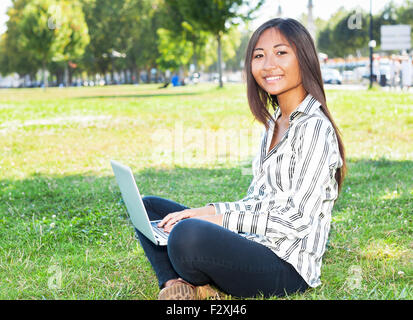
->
<box><xmin>146</xmin><ymin>67</ymin><xmax>151</xmax><ymax>83</ymax></box>
<box><xmin>217</xmin><ymin>33</ymin><xmax>223</xmax><ymax>88</ymax></box>
<box><xmin>135</xmin><ymin>67</ymin><xmax>140</xmax><ymax>84</ymax></box>
<box><xmin>21</xmin><ymin>73</ymin><xmax>27</xmax><ymax>87</ymax></box>
<box><xmin>128</xmin><ymin>68</ymin><xmax>133</xmax><ymax>84</ymax></box>
<box><xmin>110</xmin><ymin>57</ymin><xmax>115</xmax><ymax>84</ymax></box>
<box><xmin>30</xmin><ymin>72</ymin><xmax>36</xmax><ymax>86</ymax></box>
<box><xmin>42</xmin><ymin>60</ymin><xmax>48</xmax><ymax>90</ymax></box>
<box><xmin>63</xmin><ymin>64</ymin><xmax>68</xmax><ymax>87</ymax></box>
<box><xmin>123</xmin><ymin>69</ymin><xmax>127</xmax><ymax>84</ymax></box>
<box><xmin>68</xmin><ymin>65</ymin><xmax>73</xmax><ymax>86</ymax></box>
<box><xmin>192</xmin><ymin>41</ymin><xmax>198</xmax><ymax>72</ymax></box>
<box><xmin>179</xmin><ymin>66</ymin><xmax>184</xmax><ymax>85</ymax></box>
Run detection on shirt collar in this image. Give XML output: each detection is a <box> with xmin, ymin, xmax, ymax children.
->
<box><xmin>272</xmin><ymin>94</ymin><xmax>321</xmax><ymax>124</ymax></box>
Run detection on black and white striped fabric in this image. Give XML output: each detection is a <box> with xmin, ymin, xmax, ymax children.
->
<box><xmin>207</xmin><ymin>94</ymin><xmax>343</xmax><ymax>288</ymax></box>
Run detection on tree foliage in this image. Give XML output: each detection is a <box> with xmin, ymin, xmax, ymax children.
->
<box><xmin>0</xmin><ymin>0</ymin><xmax>41</xmax><ymax>78</ymax></box>
<box><xmin>6</xmin><ymin>0</ymin><xmax>412</xmax><ymax>85</ymax></box>
<box><xmin>166</xmin><ymin>0</ymin><xmax>264</xmax><ymax>87</ymax></box>
<box><xmin>317</xmin><ymin>2</ymin><xmax>413</xmax><ymax>58</ymax></box>
<box><xmin>15</xmin><ymin>0</ymin><xmax>89</xmax><ymax>87</ymax></box>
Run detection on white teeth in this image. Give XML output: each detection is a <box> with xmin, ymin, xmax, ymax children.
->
<box><xmin>266</xmin><ymin>76</ymin><xmax>282</xmax><ymax>81</ymax></box>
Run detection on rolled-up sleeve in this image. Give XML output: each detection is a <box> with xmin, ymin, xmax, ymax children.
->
<box><xmin>206</xmin><ymin>117</ymin><xmax>341</xmax><ymax>239</ymax></box>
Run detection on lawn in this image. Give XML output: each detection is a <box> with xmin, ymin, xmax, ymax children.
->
<box><xmin>0</xmin><ymin>83</ymin><xmax>412</xmax><ymax>300</ymax></box>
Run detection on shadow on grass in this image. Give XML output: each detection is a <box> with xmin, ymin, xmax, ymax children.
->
<box><xmin>72</xmin><ymin>91</ymin><xmax>201</xmax><ymax>100</ymax></box>
<box><xmin>0</xmin><ymin>158</ymin><xmax>411</xmax><ymax>299</ymax></box>
<box><xmin>1</xmin><ymin>165</ymin><xmax>249</xmax><ymax>218</ymax></box>
<box><xmin>2</xmin><ymin>158</ymin><xmax>411</xmax><ymax>219</ymax></box>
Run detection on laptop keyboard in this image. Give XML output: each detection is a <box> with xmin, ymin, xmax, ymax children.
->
<box><xmin>151</xmin><ymin>221</ymin><xmax>169</xmax><ymax>239</ymax></box>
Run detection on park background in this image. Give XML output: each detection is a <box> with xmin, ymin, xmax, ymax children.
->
<box><xmin>0</xmin><ymin>0</ymin><xmax>412</xmax><ymax>299</ymax></box>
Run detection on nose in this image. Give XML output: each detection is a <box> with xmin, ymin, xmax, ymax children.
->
<box><xmin>263</xmin><ymin>53</ymin><xmax>277</xmax><ymax>71</ymax></box>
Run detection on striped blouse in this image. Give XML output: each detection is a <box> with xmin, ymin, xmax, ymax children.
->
<box><xmin>206</xmin><ymin>94</ymin><xmax>343</xmax><ymax>288</ymax></box>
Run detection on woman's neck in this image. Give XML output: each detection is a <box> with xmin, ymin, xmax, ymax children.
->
<box><xmin>277</xmin><ymin>86</ymin><xmax>307</xmax><ymax>121</ymax></box>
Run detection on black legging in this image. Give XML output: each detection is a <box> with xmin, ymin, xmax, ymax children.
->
<box><xmin>135</xmin><ymin>195</ymin><xmax>309</xmax><ymax>298</ymax></box>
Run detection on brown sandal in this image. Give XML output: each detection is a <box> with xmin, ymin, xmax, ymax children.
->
<box><xmin>158</xmin><ymin>279</ymin><xmax>196</xmax><ymax>300</ymax></box>
<box><xmin>196</xmin><ymin>284</ymin><xmax>224</xmax><ymax>300</ymax></box>
<box><xmin>158</xmin><ymin>280</ymin><xmax>223</xmax><ymax>300</ymax></box>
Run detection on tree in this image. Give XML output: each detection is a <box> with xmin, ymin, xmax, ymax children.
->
<box><xmin>156</xmin><ymin>27</ymin><xmax>194</xmax><ymax>72</ymax></box>
<box><xmin>200</xmin><ymin>26</ymin><xmax>242</xmax><ymax>73</ymax></box>
<box><xmin>397</xmin><ymin>0</ymin><xmax>413</xmax><ymax>47</ymax></box>
<box><xmin>332</xmin><ymin>11</ymin><xmax>369</xmax><ymax>58</ymax></box>
<box><xmin>157</xmin><ymin>1</ymin><xmax>210</xmax><ymax>78</ymax></box>
<box><xmin>51</xmin><ymin>0</ymin><xmax>89</xmax><ymax>86</ymax></box>
<box><xmin>316</xmin><ymin>26</ymin><xmax>334</xmax><ymax>57</ymax></box>
<box><xmin>0</xmin><ymin>0</ymin><xmax>41</xmax><ymax>82</ymax></box>
<box><xmin>83</xmin><ymin>0</ymin><xmax>163</xmax><ymax>84</ymax></box>
<box><xmin>81</xmin><ymin>0</ymin><xmax>128</xmax><ymax>83</ymax></box>
<box><xmin>317</xmin><ymin>7</ymin><xmax>350</xmax><ymax>57</ymax></box>
<box><xmin>317</xmin><ymin>7</ymin><xmax>369</xmax><ymax>58</ymax></box>
<box><xmin>298</xmin><ymin>13</ymin><xmax>328</xmax><ymax>43</ymax></box>
<box><xmin>372</xmin><ymin>2</ymin><xmax>399</xmax><ymax>50</ymax></box>
<box><xmin>224</xmin><ymin>27</ymin><xmax>250</xmax><ymax>71</ymax></box>
<box><xmin>18</xmin><ymin>0</ymin><xmax>89</xmax><ymax>88</ymax></box>
<box><xmin>169</xmin><ymin>0</ymin><xmax>264</xmax><ymax>87</ymax></box>
<box><xmin>398</xmin><ymin>0</ymin><xmax>413</xmax><ymax>25</ymax></box>
<box><xmin>0</xmin><ymin>34</ymin><xmax>12</xmax><ymax>77</ymax></box>
<box><xmin>127</xmin><ymin>0</ymin><xmax>163</xmax><ymax>83</ymax></box>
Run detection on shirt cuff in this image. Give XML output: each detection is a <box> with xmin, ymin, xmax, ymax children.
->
<box><xmin>206</xmin><ymin>202</ymin><xmax>268</xmax><ymax>235</ymax></box>
<box><xmin>205</xmin><ymin>202</ymin><xmax>235</xmax><ymax>230</ymax></box>
<box><xmin>205</xmin><ymin>202</ymin><xmax>227</xmax><ymax>215</ymax></box>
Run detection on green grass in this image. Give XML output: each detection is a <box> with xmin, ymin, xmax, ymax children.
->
<box><xmin>0</xmin><ymin>83</ymin><xmax>412</xmax><ymax>300</ymax></box>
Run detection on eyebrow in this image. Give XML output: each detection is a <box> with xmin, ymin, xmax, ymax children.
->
<box><xmin>253</xmin><ymin>43</ymin><xmax>290</xmax><ymax>51</ymax></box>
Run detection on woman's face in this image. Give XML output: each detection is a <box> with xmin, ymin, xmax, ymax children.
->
<box><xmin>251</xmin><ymin>28</ymin><xmax>304</xmax><ymax>97</ymax></box>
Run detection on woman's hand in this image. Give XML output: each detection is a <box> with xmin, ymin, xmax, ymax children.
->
<box><xmin>158</xmin><ymin>206</ymin><xmax>216</xmax><ymax>233</ymax></box>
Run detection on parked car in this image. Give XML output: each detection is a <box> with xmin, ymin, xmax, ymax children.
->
<box><xmin>342</xmin><ymin>70</ymin><xmax>356</xmax><ymax>83</ymax></box>
<box><xmin>321</xmin><ymin>68</ymin><xmax>342</xmax><ymax>84</ymax></box>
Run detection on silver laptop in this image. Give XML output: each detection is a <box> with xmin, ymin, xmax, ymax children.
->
<box><xmin>110</xmin><ymin>160</ymin><xmax>168</xmax><ymax>246</ymax></box>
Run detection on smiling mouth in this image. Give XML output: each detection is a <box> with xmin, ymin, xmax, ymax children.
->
<box><xmin>265</xmin><ymin>75</ymin><xmax>283</xmax><ymax>82</ymax></box>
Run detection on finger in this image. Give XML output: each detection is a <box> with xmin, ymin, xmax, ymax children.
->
<box><xmin>158</xmin><ymin>212</ymin><xmax>176</xmax><ymax>227</ymax></box>
<box><xmin>164</xmin><ymin>223</ymin><xmax>174</xmax><ymax>233</ymax></box>
<box><xmin>164</xmin><ymin>217</ymin><xmax>182</xmax><ymax>233</ymax></box>
<box><xmin>157</xmin><ymin>215</ymin><xmax>168</xmax><ymax>227</ymax></box>
<box><xmin>163</xmin><ymin>214</ymin><xmax>183</xmax><ymax>230</ymax></box>
<box><xmin>158</xmin><ymin>210</ymin><xmax>186</xmax><ymax>227</ymax></box>
<box><xmin>164</xmin><ymin>211</ymin><xmax>189</xmax><ymax>230</ymax></box>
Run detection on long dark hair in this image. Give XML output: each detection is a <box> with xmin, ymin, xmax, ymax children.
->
<box><xmin>244</xmin><ymin>18</ymin><xmax>346</xmax><ymax>193</ymax></box>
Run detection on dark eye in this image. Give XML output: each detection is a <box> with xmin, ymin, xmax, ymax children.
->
<box><xmin>253</xmin><ymin>53</ymin><xmax>263</xmax><ymax>59</ymax></box>
<box><xmin>277</xmin><ymin>51</ymin><xmax>287</xmax><ymax>55</ymax></box>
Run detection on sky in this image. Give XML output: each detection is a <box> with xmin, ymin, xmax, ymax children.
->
<box><xmin>0</xmin><ymin>0</ymin><xmax>408</xmax><ymax>35</ymax></box>
<box><xmin>250</xmin><ymin>0</ymin><xmax>407</xmax><ymax>29</ymax></box>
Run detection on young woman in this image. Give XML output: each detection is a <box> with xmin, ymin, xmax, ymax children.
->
<box><xmin>135</xmin><ymin>18</ymin><xmax>346</xmax><ymax>300</ymax></box>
